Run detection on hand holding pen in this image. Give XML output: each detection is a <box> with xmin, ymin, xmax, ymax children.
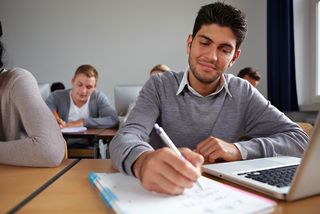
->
<box><xmin>132</xmin><ymin>124</ymin><xmax>204</xmax><ymax>195</ymax></box>
<box><xmin>154</xmin><ymin>123</ymin><xmax>204</xmax><ymax>191</ymax></box>
<box><xmin>53</xmin><ymin>111</ymin><xmax>66</xmax><ymax>128</ymax></box>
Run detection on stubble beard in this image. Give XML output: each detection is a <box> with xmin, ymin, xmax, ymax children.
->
<box><xmin>188</xmin><ymin>56</ymin><xmax>220</xmax><ymax>85</ymax></box>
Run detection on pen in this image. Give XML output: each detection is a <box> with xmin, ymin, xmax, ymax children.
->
<box><xmin>53</xmin><ymin>111</ymin><xmax>65</xmax><ymax>127</ymax></box>
<box><xmin>154</xmin><ymin>123</ymin><xmax>204</xmax><ymax>191</ymax></box>
<box><xmin>53</xmin><ymin>111</ymin><xmax>62</xmax><ymax>121</ymax></box>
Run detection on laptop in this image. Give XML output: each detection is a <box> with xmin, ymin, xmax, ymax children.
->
<box><xmin>114</xmin><ymin>85</ymin><xmax>142</xmax><ymax>116</ymax></box>
<box><xmin>202</xmin><ymin>115</ymin><xmax>320</xmax><ymax>201</ymax></box>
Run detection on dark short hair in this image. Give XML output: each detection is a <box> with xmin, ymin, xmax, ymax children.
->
<box><xmin>237</xmin><ymin>67</ymin><xmax>261</xmax><ymax>81</ymax></box>
<box><xmin>51</xmin><ymin>82</ymin><xmax>65</xmax><ymax>92</ymax></box>
<box><xmin>192</xmin><ymin>2</ymin><xmax>247</xmax><ymax>50</ymax></box>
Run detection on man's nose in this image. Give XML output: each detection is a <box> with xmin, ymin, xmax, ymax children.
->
<box><xmin>80</xmin><ymin>86</ymin><xmax>87</xmax><ymax>94</ymax></box>
<box><xmin>206</xmin><ymin>47</ymin><xmax>218</xmax><ymax>62</ymax></box>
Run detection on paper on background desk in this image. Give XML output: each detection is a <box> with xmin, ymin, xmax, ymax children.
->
<box><xmin>89</xmin><ymin>172</ymin><xmax>276</xmax><ymax>214</ymax></box>
<box><xmin>61</xmin><ymin>126</ymin><xmax>87</xmax><ymax>133</ymax></box>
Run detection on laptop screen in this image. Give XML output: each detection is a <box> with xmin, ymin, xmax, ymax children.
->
<box><xmin>114</xmin><ymin>85</ymin><xmax>142</xmax><ymax>116</ymax></box>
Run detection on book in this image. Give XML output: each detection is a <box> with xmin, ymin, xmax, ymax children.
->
<box><xmin>88</xmin><ymin>172</ymin><xmax>276</xmax><ymax>214</ymax></box>
<box><xmin>61</xmin><ymin>126</ymin><xmax>87</xmax><ymax>133</ymax></box>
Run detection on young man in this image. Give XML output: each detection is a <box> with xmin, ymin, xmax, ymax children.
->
<box><xmin>237</xmin><ymin>67</ymin><xmax>261</xmax><ymax>87</ymax></box>
<box><xmin>46</xmin><ymin>64</ymin><xmax>118</xmax><ymax>128</ymax></box>
<box><xmin>110</xmin><ymin>2</ymin><xmax>308</xmax><ymax>195</ymax></box>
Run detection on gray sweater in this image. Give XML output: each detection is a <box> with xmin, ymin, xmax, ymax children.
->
<box><xmin>0</xmin><ymin>68</ymin><xmax>65</xmax><ymax>167</ymax></box>
<box><xmin>46</xmin><ymin>89</ymin><xmax>119</xmax><ymax>128</ymax></box>
<box><xmin>110</xmin><ymin>71</ymin><xmax>309</xmax><ymax>176</ymax></box>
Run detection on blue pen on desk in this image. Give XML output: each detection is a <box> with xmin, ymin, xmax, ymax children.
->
<box><xmin>154</xmin><ymin>123</ymin><xmax>204</xmax><ymax>191</ymax></box>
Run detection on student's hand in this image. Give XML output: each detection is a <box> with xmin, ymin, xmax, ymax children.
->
<box><xmin>53</xmin><ymin>111</ymin><xmax>65</xmax><ymax>128</ymax></box>
<box><xmin>133</xmin><ymin>147</ymin><xmax>204</xmax><ymax>195</ymax></box>
<box><xmin>194</xmin><ymin>136</ymin><xmax>242</xmax><ymax>163</ymax></box>
<box><xmin>64</xmin><ymin>119</ymin><xmax>84</xmax><ymax>128</ymax></box>
<box><xmin>56</xmin><ymin>118</ymin><xmax>66</xmax><ymax>128</ymax></box>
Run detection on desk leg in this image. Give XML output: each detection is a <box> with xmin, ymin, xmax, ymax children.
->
<box><xmin>93</xmin><ymin>140</ymin><xmax>99</xmax><ymax>159</ymax></box>
<box><xmin>98</xmin><ymin>139</ymin><xmax>110</xmax><ymax>159</ymax></box>
<box><xmin>98</xmin><ymin>139</ymin><xmax>106</xmax><ymax>159</ymax></box>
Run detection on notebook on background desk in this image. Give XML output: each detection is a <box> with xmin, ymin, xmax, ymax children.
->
<box><xmin>61</xmin><ymin>126</ymin><xmax>87</xmax><ymax>133</ymax></box>
<box><xmin>203</xmin><ymin>114</ymin><xmax>320</xmax><ymax>201</ymax></box>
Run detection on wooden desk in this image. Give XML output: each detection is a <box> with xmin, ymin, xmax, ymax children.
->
<box><xmin>0</xmin><ymin>159</ymin><xmax>76</xmax><ymax>214</ymax></box>
<box><xmin>97</xmin><ymin>128</ymin><xmax>118</xmax><ymax>158</ymax></box>
<box><xmin>20</xmin><ymin>160</ymin><xmax>320</xmax><ymax>214</ymax></box>
<box><xmin>97</xmin><ymin>128</ymin><xmax>117</xmax><ymax>141</ymax></box>
<box><xmin>63</xmin><ymin>128</ymin><xmax>107</xmax><ymax>158</ymax></box>
<box><xmin>20</xmin><ymin>159</ymin><xmax>117</xmax><ymax>213</ymax></box>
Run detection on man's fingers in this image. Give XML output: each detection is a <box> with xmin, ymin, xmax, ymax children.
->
<box><xmin>180</xmin><ymin>148</ymin><xmax>204</xmax><ymax>168</ymax></box>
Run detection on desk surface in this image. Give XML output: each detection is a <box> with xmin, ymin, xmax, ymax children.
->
<box><xmin>20</xmin><ymin>159</ymin><xmax>320</xmax><ymax>214</ymax></box>
<box><xmin>0</xmin><ymin>159</ymin><xmax>75</xmax><ymax>213</ymax></box>
<box><xmin>97</xmin><ymin>128</ymin><xmax>117</xmax><ymax>140</ymax></box>
<box><xmin>20</xmin><ymin>159</ymin><xmax>117</xmax><ymax>213</ymax></box>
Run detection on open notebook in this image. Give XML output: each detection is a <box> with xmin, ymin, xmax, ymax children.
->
<box><xmin>88</xmin><ymin>172</ymin><xmax>276</xmax><ymax>214</ymax></box>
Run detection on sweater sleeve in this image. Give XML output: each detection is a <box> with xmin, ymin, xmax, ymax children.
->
<box><xmin>0</xmin><ymin>70</ymin><xmax>65</xmax><ymax>167</ymax></box>
<box><xmin>83</xmin><ymin>92</ymin><xmax>119</xmax><ymax>128</ymax></box>
<box><xmin>109</xmin><ymin>77</ymin><xmax>159</xmax><ymax>176</ymax></box>
<box><xmin>235</xmin><ymin>87</ymin><xmax>309</xmax><ymax>159</ymax></box>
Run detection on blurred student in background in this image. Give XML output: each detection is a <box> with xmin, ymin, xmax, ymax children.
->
<box><xmin>51</xmin><ymin>81</ymin><xmax>65</xmax><ymax>92</ymax></box>
<box><xmin>0</xmin><ymin>21</ymin><xmax>65</xmax><ymax>167</ymax></box>
<box><xmin>237</xmin><ymin>67</ymin><xmax>261</xmax><ymax>87</ymax></box>
<box><xmin>149</xmin><ymin>64</ymin><xmax>171</xmax><ymax>76</ymax></box>
<box><xmin>121</xmin><ymin>64</ymin><xmax>171</xmax><ymax>127</ymax></box>
<box><xmin>46</xmin><ymin>64</ymin><xmax>118</xmax><ymax>129</ymax></box>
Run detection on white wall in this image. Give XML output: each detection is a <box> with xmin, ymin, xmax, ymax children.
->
<box><xmin>294</xmin><ymin>0</ymin><xmax>320</xmax><ymax>110</ymax></box>
<box><xmin>0</xmin><ymin>0</ymin><xmax>267</xmax><ymax>106</ymax></box>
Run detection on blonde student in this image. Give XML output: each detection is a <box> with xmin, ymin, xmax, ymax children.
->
<box><xmin>121</xmin><ymin>64</ymin><xmax>171</xmax><ymax>127</ymax></box>
<box><xmin>0</xmin><ymin>21</ymin><xmax>65</xmax><ymax>167</ymax></box>
<box><xmin>45</xmin><ymin>64</ymin><xmax>118</xmax><ymax>129</ymax></box>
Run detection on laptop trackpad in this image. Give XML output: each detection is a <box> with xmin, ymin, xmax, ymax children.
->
<box><xmin>243</xmin><ymin>159</ymin><xmax>284</xmax><ymax>168</ymax></box>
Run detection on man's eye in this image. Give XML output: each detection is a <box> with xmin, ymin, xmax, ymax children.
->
<box><xmin>200</xmin><ymin>41</ymin><xmax>209</xmax><ymax>46</ymax></box>
<box><xmin>221</xmin><ymin>48</ymin><xmax>232</xmax><ymax>54</ymax></box>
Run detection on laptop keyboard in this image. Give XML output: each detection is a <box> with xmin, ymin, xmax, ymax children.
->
<box><xmin>237</xmin><ymin>165</ymin><xmax>298</xmax><ymax>188</ymax></box>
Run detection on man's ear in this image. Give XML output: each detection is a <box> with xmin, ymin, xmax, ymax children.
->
<box><xmin>187</xmin><ymin>34</ymin><xmax>193</xmax><ymax>54</ymax></box>
<box><xmin>229</xmin><ymin>49</ymin><xmax>241</xmax><ymax>67</ymax></box>
<box><xmin>71</xmin><ymin>76</ymin><xmax>75</xmax><ymax>85</ymax></box>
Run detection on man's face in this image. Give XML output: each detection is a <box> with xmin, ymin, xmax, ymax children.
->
<box><xmin>244</xmin><ymin>75</ymin><xmax>259</xmax><ymax>87</ymax></box>
<box><xmin>71</xmin><ymin>73</ymin><xmax>96</xmax><ymax>104</ymax></box>
<box><xmin>187</xmin><ymin>24</ymin><xmax>240</xmax><ymax>86</ymax></box>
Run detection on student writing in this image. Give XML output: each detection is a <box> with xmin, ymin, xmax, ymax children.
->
<box><xmin>109</xmin><ymin>2</ymin><xmax>308</xmax><ymax>195</ymax></box>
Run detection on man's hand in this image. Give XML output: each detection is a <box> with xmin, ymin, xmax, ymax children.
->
<box><xmin>194</xmin><ymin>136</ymin><xmax>241</xmax><ymax>163</ymax></box>
<box><xmin>133</xmin><ymin>147</ymin><xmax>204</xmax><ymax>195</ymax></box>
